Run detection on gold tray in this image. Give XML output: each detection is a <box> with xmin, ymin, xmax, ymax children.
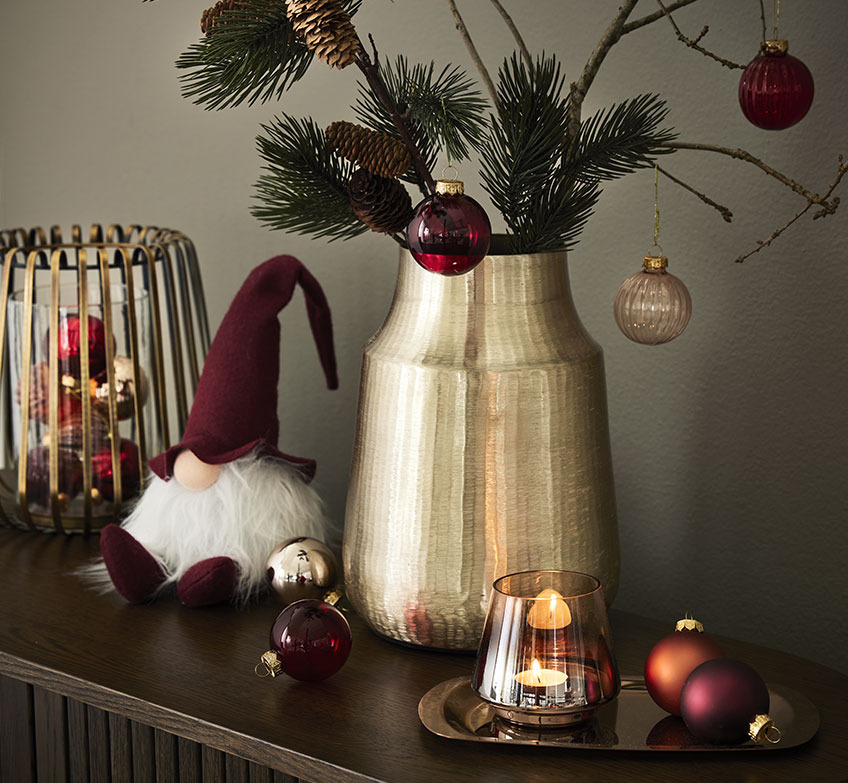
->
<box><xmin>418</xmin><ymin>676</ymin><xmax>819</xmax><ymax>751</ymax></box>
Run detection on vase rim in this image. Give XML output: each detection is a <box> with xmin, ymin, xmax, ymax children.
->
<box><xmin>492</xmin><ymin>569</ymin><xmax>602</xmax><ymax>600</ymax></box>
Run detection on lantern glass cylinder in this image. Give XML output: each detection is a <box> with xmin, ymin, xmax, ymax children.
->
<box><xmin>472</xmin><ymin>570</ymin><xmax>620</xmax><ymax>728</ymax></box>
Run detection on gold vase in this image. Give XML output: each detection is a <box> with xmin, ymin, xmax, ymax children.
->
<box><xmin>343</xmin><ymin>247</ymin><xmax>619</xmax><ymax>650</ymax></box>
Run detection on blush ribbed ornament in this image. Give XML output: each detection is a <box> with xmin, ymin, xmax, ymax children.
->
<box><xmin>738</xmin><ymin>40</ymin><xmax>814</xmax><ymax>130</ymax></box>
<box><xmin>613</xmin><ymin>254</ymin><xmax>692</xmax><ymax>345</ymax></box>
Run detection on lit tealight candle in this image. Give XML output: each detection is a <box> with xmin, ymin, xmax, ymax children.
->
<box><xmin>514</xmin><ymin>658</ymin><xmax>568</xmax><ymax>688</ymax></box>
<box><xmin>527</xmin><ymin>588</ymin><xmax>572</xmax><ymax>630</ymax></box>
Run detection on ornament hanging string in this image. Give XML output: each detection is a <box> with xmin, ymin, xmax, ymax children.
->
<box><xmin>773</xmin><ymin>0</ymin><xmax>780</xmax><ymax>40</ymax></box>
<box><xmin>652</xmin><ymin>164</ymin><xmax>663</xmax><ymax>255</ymax></box>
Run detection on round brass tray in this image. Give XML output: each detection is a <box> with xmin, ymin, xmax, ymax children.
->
<box><xmin>418</xmin><ymin>676</ymin><xmax>819</xmax><ymax>750</ymax></box>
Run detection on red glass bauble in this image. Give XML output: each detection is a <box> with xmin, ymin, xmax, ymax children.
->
<box><xmin>406</xmin><ymin>180</ymin><xmax>491</xmax><ymax>276</ymax></box>
<box><xmin>269</xmin><ymin>598</ymin><xmax>352</xmax><ymax>681</ymax></box>
<box><xmin>680</xmin><ymin>658</ymin><xmax>769</xmax><ymax>744</ymax></box>
<box><xmin>738</xmin><ymin>42</ymin><xmax>814</xmax><ymax>130</ymax></box>
<box><xmin>25</xmin><ymin>444</ymin><xmax>83</xmax><ymax>507</ymax></box>
<box><xmin>91</xmin><ymin>438</ymin><xmax>141</xmax><ymax>502</ymax></box>
<box><xmin>644</xmin><ymin>619</ymin><xmax>723</xmax><ymax>715</ymax></box>
<box><xmin>45</xmin><ymin>315</ymin><xmax>114</xmax><ymax>377</ymax></box>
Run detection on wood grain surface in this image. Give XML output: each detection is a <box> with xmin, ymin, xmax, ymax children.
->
<box><xmin>0</xmin><ymin>528</ymin><xmax>845</xmax><ymax>783</ymax></box>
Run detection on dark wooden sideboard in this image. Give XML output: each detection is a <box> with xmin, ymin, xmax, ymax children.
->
<box><xmin>0</xmin><ymin>529</ymin><xmax>846</xmax><ymax>783</ymax></box>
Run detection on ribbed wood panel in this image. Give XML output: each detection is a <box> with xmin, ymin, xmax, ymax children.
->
<box><xmin>0</xmin><ymin>675</ymin><xmax>296</xmax><ymax>783</ymax></box>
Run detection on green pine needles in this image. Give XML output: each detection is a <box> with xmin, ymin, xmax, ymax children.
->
<box><xmin>176</xmin><ymin>0</ymin><xmax>677</xmax><ymax>253</ymax></box>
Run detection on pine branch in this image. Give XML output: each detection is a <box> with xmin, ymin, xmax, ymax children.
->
<box><xmin>252</xmin><ymin>114</ymin><xmax>368</xmax><ymax>242</ymax></box>
<box><xmin>567</xmin><ymin>94</ymin><xmax>677</xmax><ymax>182</ymax></box>
<box><xmin>354</xmin><ymin>56</ymin><xmax>487</xmax><ymax>190</ymax></box>
<box><xmin>176</xmin><ymin>0</ymin><xmax>360</xmax><ymax>110</ymax></box>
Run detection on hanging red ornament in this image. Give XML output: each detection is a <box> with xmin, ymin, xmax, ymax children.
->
<box><xmin>45</xmin><ymin>314</ymin><xmax>115</xmax><ymax>377</ymax></box>
<box><xmin>91</xmin><ymin>438</ymin><xmax>141</xmax><ymax>502</ymax></box>
<box><xmin>739</xmin><ymin>40</ymin><xmax>814</xmax><ymax>130</ymax></box>
<box><xmin>257</xmin><ymin>592</ymin><xmax>351</xmax><ymax>681</ymax></box>
<box><xmin>644</xmin><ymin>617</ymin><xmax>723</xmax><ymax>716</ymax></box>
<box><xmin>614</xmin><ymin>254</ymin><xmax>692</xmax><ymax>344</ymax></box>
<box><xmin>406</xmin><ymin>177</ymin><xmax>491</xmax><ymax>276</ymax></box>
<box><xmin>680</xmin><ymin>658</ymin><xmax>781</xmax><ymax>745</ymax></box>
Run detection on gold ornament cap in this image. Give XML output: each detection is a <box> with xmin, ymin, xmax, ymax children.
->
<box><xmin>435</xmin><ymin>179</ymin><xmax>465</xmax><ymax>196</ymax></box>
<box><xmin>323</xmin><ymin>588</ymin><xmax>344</xmax><ymax>607</ymax></box>
<box><xmin>643</xmin><ymin>255</ymin><xmax>668</xmax><ymax>271</ymax></box>
<box><xmin>749</xmin><ymin>713</ymin><xmax>782</xmax><ymax>744</ymax></box>
<box><xmin>763</xmin><ymin>40</ymin><xmax>789</xmax><ymax>55</ymax></box>
<box><xmin>255</xmin><ymin>650</ymin><xmax>283</xmax><ymax>678</ymax></box>
<box><xmin>675</xmin><ymin>617</ymin><xmax>704</xmax><ymax>633</ymax></box>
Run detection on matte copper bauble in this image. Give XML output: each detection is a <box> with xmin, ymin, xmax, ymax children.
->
<box><xmin>265</xmin><ymin>536</ymin><xmax>339</xmax><ymax>605</ymax></box>
<box><xmin>644</xmin><ymin>617</ymin><xmax>723</xmax><ymax>715</ymax></box>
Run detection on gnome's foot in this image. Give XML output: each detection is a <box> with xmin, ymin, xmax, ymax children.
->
<box><xmin>100</xmin><ymin>524</ymin><xmax>167</xmax><ymax>604</ymax></box>
<box><xmin>177</xmin><ymin>557</ymin><xmax>238</xmax><ymax>608</ymax></box>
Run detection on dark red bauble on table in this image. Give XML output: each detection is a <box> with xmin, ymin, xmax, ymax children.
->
<box><xmin>44</xmin><ymin>314</ymin><xmax>114</xmax><ymax>377</ymax></box>
<box><xmin>738</xmin><ymin>40</ymin><xmax>814</xmax><ymax>130</ymax></box>
<box><xmin>644</xmin><ymin>618</ymin><xmax>723</xmax><ymax>715</ymax></box>
<box><xmin>91</xmin><ymin>438</ymin><xmax>141</xmax><ymax>502</ymax></box>
<box><xmin>406</xmin><ymin>179</ymin><xmax>491</xmax><ymax>276</ymax></box>
<box><xmin>268</xmin><ymin>598</ymin><xmax>352</xmax><ymax>681</ymax></box>
<box><xmin>680</xmin><ymin>658</ymin><xmax>772</xmax><ymax>745</ymax></box>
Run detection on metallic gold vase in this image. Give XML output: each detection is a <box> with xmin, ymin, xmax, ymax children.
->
<box><xmin>343</xmin><ymin>248</ymin><xmax>619</xmax><ymax>650</ymax></box>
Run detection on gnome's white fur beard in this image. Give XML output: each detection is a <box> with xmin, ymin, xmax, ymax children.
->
<box><xmin>87</xmin><ymin>450</ymin><xmax>333</xmax><ymax>603</ymax></box>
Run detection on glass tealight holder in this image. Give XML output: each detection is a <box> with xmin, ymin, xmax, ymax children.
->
<box><xmin>472</xmin><ymin>570</ymin><xmax>620</xmax><ymax>728</ymax></box>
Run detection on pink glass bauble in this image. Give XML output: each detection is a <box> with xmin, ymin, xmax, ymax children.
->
<box><xmin>91</xmin><ymin>438</ymin><xmax>141</xmax><ymax>502</ymax></box>
<box><xmin>614</xmin><ymin>255</ymin><xmax>692</xmax><ymax>345</ymax></box>
<box><xmin>406</xmin><ymin>179</ymin><xmax>491</xmax><ymax>276</ymax></box>
<box><xmin>680</xmin><ymin>658</ymin><xmax>770</xmax><ymax>744</ymax></box>
<box><xmin>738</xmin><ymin>41</ymin><xmax>814</xmax><ymax>130</ymax></box>
<box><xmin>44</xmin><ymin>314</ymin><xmax>114</xmax><ymax>377</ymax></box>
<box><xmin>644</xmin><ymin>618</ymin><xmax>723</xmax><ymax>715</ymax></box>
<box><xmin>269</xmin><ymin>598</ymin><xmax>352</xmax><ymax>681</ymax></box>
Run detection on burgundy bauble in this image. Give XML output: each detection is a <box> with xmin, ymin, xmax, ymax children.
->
<box><xmin>269</xmin><ymin>598</ymin><xmax>352</xmax><ymax>681</ymax></box>
<box><xmin>739</xmin><ymin>41</ymin><xmax>814</xmax><ymax>130</ymax></box>
<box><xmin>91</xmin><ymin>438</ymin><xmax>141</xmax><ymax>502</ymax></box>
<box><xmin>406</xmin><ymin>179</ymin><xmax>491</xmax><ymax>276</ymax></box>
<box><xmin>644</xmin><ymin>618</ymin><xmax>723</xmax><ymax>715</ymax></box>
<box><xmin>680</xmin><ymin>658</ymin><xmax>769</xmax><ymax>745</ymax></box>
<box><xmin>25</xmin><ymin>444</ymin><xmax>83</xmax><ymax>507</ymax></box>
<box><xmin>45</xmin><ymin>314</ymin><xmax>113</xmax><ymax>377</ymax></box>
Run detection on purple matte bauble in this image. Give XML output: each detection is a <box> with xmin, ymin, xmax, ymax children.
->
<box><xmin>269</xmin><ymin>599</ymin><xmax>352</xmax><ymax>681</ymax></box>
<box><xmin>406</xmin><ymin>192</ymin><xmax>491</xmax><ymax>276</ymax></box>
<box><xmin>680</xmin><ymin>658</ymin><xmax>769</xmax><ymax>744</ymax></box>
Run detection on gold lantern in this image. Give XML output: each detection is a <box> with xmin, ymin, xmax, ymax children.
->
<box><xmin>0</xmin><ymin>224</ymin><xmax>210</xmax><ymax>533</ymax></box>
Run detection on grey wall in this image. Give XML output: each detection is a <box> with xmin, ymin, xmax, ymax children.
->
<box><xmin>2</xmin><ymin>1</ymin><xmax>846</xmax><ymax>673</ymax></box>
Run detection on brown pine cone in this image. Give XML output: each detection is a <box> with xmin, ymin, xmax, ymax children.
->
<box><xmin>326</xmin><ymin>121</ymin><xmax>412</xmax><ymax>179</ymax></box>
<box><xmin>200</xmin><ymin>0</ymin><xmax>245</xmax><ymax>36</ymax></box>
<box><xmin>348</xmin><ymin>169</ymin><xmax>413</xmax><ymax>234</ymax></box>
<box><xmin>285</xmin><ymin>0</ymin><xmax>361</xmax><ymax>69</ymax></box>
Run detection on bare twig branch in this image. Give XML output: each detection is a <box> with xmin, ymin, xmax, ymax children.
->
<box><xmin>354</xmin><ymin>40</ymin><xmax>436</xmax><ymax>192</ymax></box>
<box><xmin>567</xmin><ymin>0</ymin><xmax>640</xmax><ymax>141</ymax></box>
<box><xmin>621</xmin><ymin>0</ymin><xmax>702</xmax><ymax>34</ymax></box>
<box><xmin>657</xmin><ymin>141</ymin><xmax>841</xmax><ymax>213</ymax></box>
<box><xmin>736</xmin><ymin>156</ymin><xmax>848</xmax><ymax>262</ymax></box>
<box><xmin>488</xmin><ymin>0</ymin><xmax>532</xmax><ymax>68</ymax></box>
<box><xmin>656</xmin><ymin>0</ymin><xmax>746</xmax><ymax>69</ymax></box>
<box><xmin>445</xmin><ymin>0</ymin><xmax>498</xmax><ymax>106</ymax></box>
<box><xmin>656</xmin><ymin>164</ymin><xmax>733</xmax><ymax>222</ymax></box>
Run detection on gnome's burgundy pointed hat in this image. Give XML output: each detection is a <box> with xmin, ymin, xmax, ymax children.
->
<box><xmin>148</xmin><ymin>255</ymin><xmax>337</xmax><ymax>483</ymax></box>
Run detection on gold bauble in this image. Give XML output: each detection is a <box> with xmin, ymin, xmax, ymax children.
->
<box><xmin>92</xmin><ymin>356</ymin><xmax>149</xmax><ymax>420</ymax></box>
<box><xmin>265</xmin><ymin>537</ymin><xmax>338</xmax><ymax>606</ymax></box>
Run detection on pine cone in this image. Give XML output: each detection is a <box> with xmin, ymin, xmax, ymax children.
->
<box><xmin>348</xmin><ymin>169</ymin><xmax>413</xmax><ymax>234</ymax></box>
<box><xmin>285</xmin><ymin>0</ymin><xmax>361</xmax><ymax>69</ymax></box>
<box><xmin>200</xmin><ymin>0</ymin><xmax>245</xmax><ymax>36</ymax></box>
<box><xmin>326</xmin><ymin>121</ymin><xmax>412</xmax><ymax>179</ymax></box>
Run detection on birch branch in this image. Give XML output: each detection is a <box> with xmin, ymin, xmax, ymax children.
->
<box><xmin>488</xmin><ymin>0</ymin><xmax>532</xmax><ymax>67</ymax></box>
<box><xmin>445</xmin><ymin>0</ymin><xmax>498</xmax><ymax>105</ymax></box>
<box><xmin>656</xmin><ymin>164</ymin><xmax>733</xmax><ymax>222</ymax></box>
<box><xmin>656</xmin><ymin>0</ymin><xmax>746</xmax><ymax>69</ymax></box>
<box><xmin>621</xmin><ymin>0</ymin><xmax>702</xmax><ymax>34</ymax></box>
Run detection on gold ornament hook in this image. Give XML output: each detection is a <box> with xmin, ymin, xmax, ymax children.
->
<box><xmin>442</xmin><ymin>164</ymin><xmax>459</xmax><ymax>181</ymax></box>
<box><xmin>255</xmin><ymin>650</ymin><xmax>282</xmax><ymax>679</ymax></box>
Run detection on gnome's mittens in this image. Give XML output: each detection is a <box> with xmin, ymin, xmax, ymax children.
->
<box><xmin>100</xmin><ymin>524</ymin><xmax>166</xmax><ymax>604</ymax></box>
<box><xmin>177</xmin><ymin>557</ymin><xmax>238</xmax><ymax>608</ymax></box>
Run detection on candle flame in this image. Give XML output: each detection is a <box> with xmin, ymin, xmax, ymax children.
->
<box><xmin>531</xmin><ymin>658</ymin><xmax>543</xmax><ymax>685</ymax></box>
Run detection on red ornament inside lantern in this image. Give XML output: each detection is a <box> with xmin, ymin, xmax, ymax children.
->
<box><xmin>406</xmin><ymin>178</ymin><xmax>491</xmax><ymax>276</ymax></box>
<box><xmin>644</xmin><ymin>617</ymin><xmax>723</xmax><ymax>715</ymax></box>
<box><xmin>45</xmin><ymin>314</ymin><xmax>114</xmax><ymax>377</ymax></box>
<box><xmin>91</xmin><ymin>438</ymin><xmax>141</xmax><ymax>502</ymax></box>
<box><xmin>738</xmin><ymin>40</ymin><xmax>814</xmax><ymax>130</ymax></box>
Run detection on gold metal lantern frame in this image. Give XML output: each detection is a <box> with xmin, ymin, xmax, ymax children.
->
<box><xmin>0</xmin><ymin>224</ymin><xmax>210</xmax><ymax>533</ymax></box>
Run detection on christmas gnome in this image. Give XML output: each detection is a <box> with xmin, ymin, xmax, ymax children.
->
<box><xmin>86</xmin><ymin>255</ymin><xmax>338</xmax><ymax>607</ymax></box>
